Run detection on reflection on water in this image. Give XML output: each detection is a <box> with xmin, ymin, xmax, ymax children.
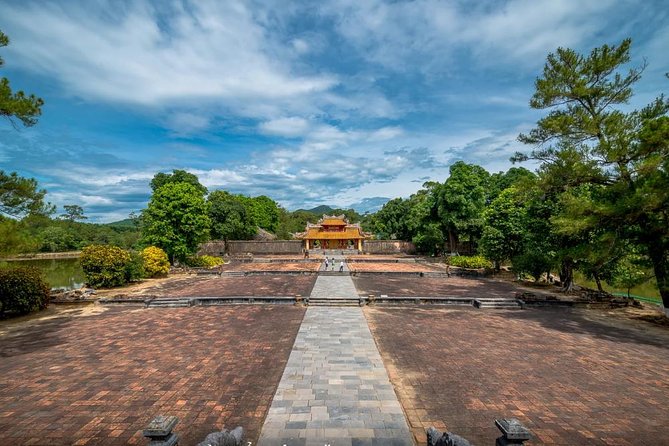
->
<box><xmin>0</xmin><ymin>258</ymin><xmax>85</xmax><ymax>290</ymax></box>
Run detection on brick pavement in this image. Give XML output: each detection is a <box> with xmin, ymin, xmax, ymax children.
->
<box><xmin>347</xmin><ymin>263</ymin><xmax>440</xmax><ymax>273</ymax></box>
<box><xmin>353</xmin><ymin>276</ymin><xmax>518</xmax><ymax>298</ymax></box>
<box><xmin>0</xmin><ymin>306</ymin><xmax>305</xmax><ymax>446</ymax></box>
<box><xmin>364</xmin><ymin>306</ymin><xmax>669</xmax><ymax>445</ymax></box>
<box><xmin>258</xmin><ymin>276</ymin><xmax>414</xmax><ymax>446</ymax></box>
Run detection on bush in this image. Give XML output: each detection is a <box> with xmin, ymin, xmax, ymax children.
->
<box><xmin>141</xmin><ymin>246</ymin><xmax>170</xmax><ymax>277</ymax></box>
<box><xmin>447</xmin><ymin>255</ymin><xmax>493</xmax><ymax>269</ymax></box>
<box><xmin>512</xmin><ymin>252</ymin><xmax>554</xmax><ymax>281</ymax></box>
<box><xmin>0</xmin><ymin>266</ymin><xmax>50</xmax><ymax>316</ymax></box>
<box><xmin>185</xmin><ymin>255</ymin><xmax>224</xmax><ymax>268</ymax></box>
<box><xmin>125</xmin><ymin>251</ymin><xmax>145</xmax><ymax>283</ymax></box>
<box><xmin>80</xmin><ymin>244</ymin><xmax>132</xmax><ymax>288</ymax></box>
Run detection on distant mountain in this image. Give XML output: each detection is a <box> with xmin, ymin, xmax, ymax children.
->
<box><xmin>347</xmin><ymin>197</ymin><xmax>389</xmax><ymax>214</ymax></box>
<box><xmin>296</xmin><ymin>205</ymin><xmax>336</xmax><ymax>215</ymax></box>
<box><xmin>105</xmin><ymin>218</ymin><xmax>137</xmax><ymax>228</ymax></box>
<box><xmin>296</xmin><ymin>198</ymin><xmax>389</xmax><ymax>216</ymax></box>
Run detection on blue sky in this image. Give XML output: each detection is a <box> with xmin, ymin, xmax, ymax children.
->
<box><xmin>1</xmin><ymin>0</ymin><xmax>667</xmax><ymax>222</ymax></box>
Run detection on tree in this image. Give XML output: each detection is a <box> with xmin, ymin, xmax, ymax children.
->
<box><xmin>480</xmin><ymin>188</ymin><xmax>527</xmax><ymax>270</ymax></box>
<box><xmin>372</xmin><ymin>198</ymin><xmax>412</xmax><ymax>240</ymax></box>
<box><xmin>150</xmin><ymin>169</ymin><xmax>207</xmax><ymax>196</ymax></box>
<box><xmin>60</xmin><ymin>204</ymin><xmax>87</xmax><ymax>222</ymax></box>
<box><xmin>141</xmin><ymin>182</ymin><xmax>210</xmax><ymax>263</ymax></box>
<box><xmin>207</xmin><ymin>190</ymin><xmax>257</xmax><ymax>242</ymax></box>
<box><xmin>513</xmin><ymin>38</ymin><xmax>669</xmax><ymax>314</ymax></box>
<box><xmin>0</xmin><ymin>170</ymin><xmax>53</xmax><ymax>218</ymax></box>
<box><xmin>240</xmin><ymin>195</ymin><xmax>280</xmax><ymax>233</ymax></box>
<box><xmin>436</xmin><ymin>162</ymin><xmax>490</xmax><ymax>253</ymax></box>
<box><xmin>1</xmin><ymin>30</ymin><xmax>44</xmax><ymax>127</ymax></box>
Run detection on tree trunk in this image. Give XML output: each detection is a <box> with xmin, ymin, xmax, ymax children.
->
<box><xmin>560</xmin><ymin>259</ymin><xmax>574</xmax><ymax>293</ymax></box>
<box><xmin>647</xmin><ymin>241</ymin><xmax>669</xmax><ymax>318</ymax></box>
<box><xmin>448</xmin><ymin>230</ymin><xmax>458</xmax><ymax>254</ymax></box>
<box><xmin>593</xmin><ymin>272</ymin><xmax>603</xmax><ymax>293</ymax></box>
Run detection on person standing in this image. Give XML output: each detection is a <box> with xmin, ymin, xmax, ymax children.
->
<box><xmin>339</xmin><ymin>260</ymin><xmax>344</xmax><ymax>272</ymax></box>
<box><xmin>325</xmin><ymin>258</ymin><xmax>329</xmax><ymax>270</ymax></box>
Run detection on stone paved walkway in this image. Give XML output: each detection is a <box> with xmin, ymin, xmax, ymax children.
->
<box><xmin>258</xmin><ymin>276</ymin><xmax>414</xmax><ymax>446</ymax></box>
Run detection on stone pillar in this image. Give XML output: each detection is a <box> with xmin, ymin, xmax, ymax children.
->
<box><xmin>357</xmin><ymin>239</ymin><xmax>362</xmax><ymax>251</ymax></box>
<box><xmin>495</xmin><ymin>418</ymin><xmax>531</xmax><ymax>445</ymax></box>
<box><xmin>305</xmin><ymin>239</ymin><xmax>310</xmax><ymax>250</ymax></box>
<box><xmin>143</xmin><ymin>415</ymin><xmax>178</xmax><ymax>446</ymax></box>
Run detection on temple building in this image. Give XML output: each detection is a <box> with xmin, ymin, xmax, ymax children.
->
<box><xmin>295</xmin><ymin>215</ymin><xmax>372</xmax><ymax>251</ymax></box>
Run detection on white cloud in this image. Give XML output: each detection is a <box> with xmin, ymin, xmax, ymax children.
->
<box><xmin>2</xmin><ymin>1</ymin><xmax>337</xmax><ymax>106</ymax></box>
<box><xmin>259</xmin><ymin>117</ymin><xmax>311</xmax><ymax>137</ymax></box>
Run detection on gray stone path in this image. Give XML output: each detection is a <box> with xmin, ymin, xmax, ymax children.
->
<box><xmin>257</xmin><ymin>276</ymin><xmax>414</xmax><ymax>446</ymax></box>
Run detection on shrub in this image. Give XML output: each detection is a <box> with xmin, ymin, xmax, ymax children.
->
<box><xmin>125</xmin><ymin>251</ymin><xmax>145</xmax><ymax>282</ymax></box>
<box><xmin>185</xmin><ymin>255</ymin><xmax>224</xmax><ymax>268</ymax></box>
<box><xmin>80</xmin><ymin>244</ymin><xmax>132</xmax><ymax>288</ymax></box>
<box><xmin>0</xmin><ymin>266</ymin><xmax>50</xmax><ymax>316</ymax></box>
<box><xmin>447</xmin><ymin>255</ymin><xmax>493</xmax><ymax>269</ymax></box>
<box><xmin>141</xmin><ymin>246</ymin><xmax>170</xmax><ymax>277</ymax></box>
<box><xmin>512</xmin><ymin>251</ymin><xmax>554</xmax><ymax>281</ymax></box>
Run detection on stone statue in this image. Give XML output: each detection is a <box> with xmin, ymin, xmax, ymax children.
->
<box><xmin>427</xmin><ymin>427</ymin><xmax>473</xmax><ymax>446</ymax></box>
<box><xmin>196</xmin><ymin>426</ymin><xmax>243</xmax><ymax>446</ymax></box>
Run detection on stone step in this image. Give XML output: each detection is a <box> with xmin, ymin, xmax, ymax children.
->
<box><xmin>308</xmin><ymin>298</ymin><xmax>362</xmax><ymax>307</ymax></box>
<box><xmin>146</xmin><ymin>298</ymin><xmax>192</xmax><ymax>308</ymax></box>
<box><xmin>221</xmin><ymin>271</ymin><xmax>245</xmax><ymax>277</ymax></box>
<box><xmin>474</xmin><ymin>298</ymin><xmax>521</xmax><ymax>309</ymax></box>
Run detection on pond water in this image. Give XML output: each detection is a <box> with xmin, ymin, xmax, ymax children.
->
<box><xmin>0</xmin><ymin>258</ymin><xmax>85</xmax><ymax>290</ymax></box>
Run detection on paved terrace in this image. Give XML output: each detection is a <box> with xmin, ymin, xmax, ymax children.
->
<box><xmin>365</xmin><ymin>306</ymin><xmax>669</xmax><ymax>445</ymax></box>
<box><xmin>0</xmin><ymin>306</ymin><xmax>305</xmax><ymax>445</ymax></box>
<box><xmin>353</xmin><ymin>275</ymin><xmax>519</xmax><ymax>299</ymax></box>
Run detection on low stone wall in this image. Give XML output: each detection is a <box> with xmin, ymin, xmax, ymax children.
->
<box><xmin>363</xmin><ymin>240</ymin><xmax>416</xmax><ymax>254</ymax></box>
<box><xmin>227</xmin><ymin>240</ymin><xmax>303</xmax><ymax>254</ymax></box>
<box><xmin>197</xmin><ymin>241</ymin><xmax>227</xmax><ymax>256</ymax></box>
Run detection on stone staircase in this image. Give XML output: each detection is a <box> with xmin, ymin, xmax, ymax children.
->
<box><xmin>307</xmin><ymin>297</ymin><xmax>362</xmax><ymax>307</ymax></box>
<box><xmin>221</xmin><ymin>271</ymin><xmax>245</xmax><ymax>277</ymax></box>
<box><xmin>473</xmin><ymin>298</ymin><xmax>521</xmax><ymax>309</ymax></box>
<box><xmin>146</xmin><ymin>298</ymin><xmax>192</xmax><ymax>308</ymax></box>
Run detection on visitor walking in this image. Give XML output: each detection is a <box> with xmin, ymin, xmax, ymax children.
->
<box><xmin>339</xmin><ymin>260</ymin><xmax>344</xmax><ymax>272</ymax></box>
<box><xmin>324</xmin><ymin>258</ymin><xmax>329</xmax><ymax>270</ymax></box>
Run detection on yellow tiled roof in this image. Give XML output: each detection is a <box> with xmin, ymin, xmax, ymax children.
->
<box><xmin>301</xmin><ymin>227</ymin><xmax>370</xmax><ymax>239</ymax></box>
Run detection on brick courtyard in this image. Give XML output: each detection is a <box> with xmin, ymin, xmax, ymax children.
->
<box><xmin>353</xmin><ymin>275</ymin><xmax>519</xmax><ymax>298</ymax></box>
<box><xmin>365</xmin><ymin>306</ymin><xmax>669</xmax><ymax>445</ymax></box>
<box><xmin>0</xmin><ymin>306</ymin><xmax>305</xmax><ymax>445</ymax></box>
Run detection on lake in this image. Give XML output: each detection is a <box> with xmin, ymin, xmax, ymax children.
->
<box><xmin>0</xmin><ymin>258</ymin><xmax>85</xmax><ymax>290</ymax></box>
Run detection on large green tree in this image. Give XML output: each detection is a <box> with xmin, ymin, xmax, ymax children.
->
<box><xmin>514</xmin><ymin>38</ymin><xmax>669</xmax><ymax>314</ymax></box>
<box><xmin>207</xmin><ymin>190</ymin><xmax>257</xmax><ymax>242</ymax></box>
<box><xmin>150</xmin><ymin>169</ymin><xmax>208</xmax><ymax>196</ymax></box>
<box><xmin>141</xmin><ymin>182</ymin><xmax>210</xmax><ymax>263</ymax></box>
<box><xmin>480</xmin><ymin>188</ymin><xmax>527</xmax><ymax>270</ymax></box>
<box><xmin>436</xmin><ymin>161</ymin><xmax>490</xmax><ymax>253</ymax></box>
<box><xmin>1</xmin><ymin>30</ymin><xmax>43</xmax><ymax>127</ymax></box>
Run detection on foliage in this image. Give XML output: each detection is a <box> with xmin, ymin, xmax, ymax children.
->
<box><xmin>1</xmin><ymin>30</ymin><xmax>44</xmax><ymax>127</ymax></box>
<box><xmin>125</xmin><ymin>251</ymin><xmax>145</xmax><ymax>283</ymax></box>
<box><xmin>447</xmin><ymin>255</ymin><xmax>492</xmax><ymax>269</ymax></box>
<box><xmin>610</xmin><ymin>251</ymin><xmax>650</xmax><ymax>298</ymax></box>
<box><xmin>150</xmin><ymin>169</ymin><xmax>208</xmax><ymax>196</ymax></box>
<box><xmin>512</xmin><ymin>251</ymin><xmax>555</xmax><ymax>282</ymax></box>
<box><xmin>141</xmin><ymin>246</ymin><xmax>170</xmax><ymax>277</ymax></box>
<box><xmin>0</xmin><ymin>266</ymin><xmax>50</xmax><ymax>316</ymax></box>
<box><xmin>80</xmin><ymin>244</ymin><xmax>133</xmax><ymax>288</ymax></box>
<box><xmin>372</xmin><ymin>198</ymin><xmax>412</xmax><ymax>240</ymax></box>
<box><xmin>513</xmin><ymin>38</ymin><xmax>669</xmax><ymax>311</ymax></box>
<box><xmin>479</xmin><ymin>187</ymin><xmax>528</xmax><ymax>269</ymax></box>
<box><xmin>60</xmin><ymin>204</ymin><xmax>87</xmax><ymax>221</ymax></box>
<box><xmin>141</xmin><ymin>182</ymin><xmax>210</xmax><ymax>263</ymax></box>
<box><xmin>0</xmin><ymin>170</ymin><xmax>52</xmax><ymax>218</ymax></box>
<box><xmin>435</xmin><ymin>162</ymin><xmax>490</xmax><ymax>252</ymax></box>
<box><xmin>207</xmin><ymin>191</ymin><xmax>257</xmax><ymax>241</ymax></box>
<box><xmin>186</xmin><ymin>255</ymin><xmax>224</xmax><ymax>268</ymax></box>
<box><xmin>240</xmin><ymin>195</ymin><xmax>281</xmax><ymax>233</ymax></box>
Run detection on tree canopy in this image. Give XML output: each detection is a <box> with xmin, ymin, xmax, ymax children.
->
<box><xmin>0</xmin><ymin>170</ymin><xmax>52</xmax><ymax>219</ymax></box>
<box><xmin>0</xmin><ymin>30</ymin><xmax>44</xmax><ymax>127</ymax></box>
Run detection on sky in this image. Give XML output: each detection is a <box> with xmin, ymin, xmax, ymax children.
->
<box><xmin>1</xmin><ymin>0</ymin><xmax>667</xmax><ymax>222</ymax></box>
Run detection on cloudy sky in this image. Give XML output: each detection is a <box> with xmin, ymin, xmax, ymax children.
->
<box><xmin>1</xmin><ymin>0</ymin><xmax>667</xmax><ymax>222</ymax></box>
